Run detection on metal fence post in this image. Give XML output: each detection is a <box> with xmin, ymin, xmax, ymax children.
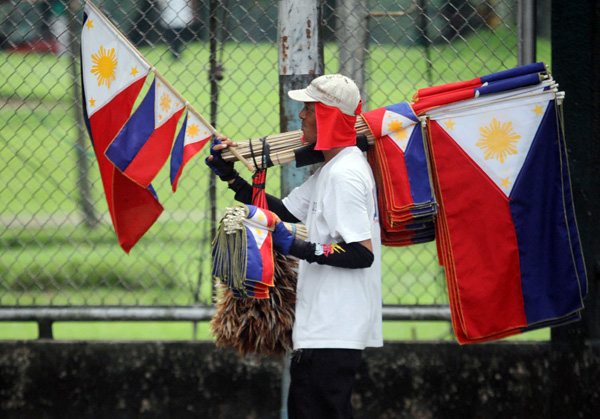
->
<box><xmin>277</xmin><ymin>1</ymin><xmax>324</xmax><ymax>416</ymax></box>
<box><xmin>518</xmin><ymin>0</ymin><xmax>537</xmax><ymax>65</ymax></box>
<box><xmin>68</xmin><ymin>0</ymin><xmax>98</xmax><ymax>230</ymax></box>
<box><xmin>416</xmin><ymin>0</ymin><xmax>433</xmax><ymax>86</ymax></box>
<box><xmin>336</xmin><ymin>0</ymin><xmax>369</xmax><ymax>108</ymax></box>
<box><xmin>37</xmin><ymin>319</ymin><xmax>53</xmax><ymax>340</ymax></box>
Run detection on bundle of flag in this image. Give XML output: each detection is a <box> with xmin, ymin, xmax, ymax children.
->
<box><xmin>211</xmin><ymin>205</ymin><xmax>276</xmax><ymax>299</ymax></box>
<box><xmin>418</xmin><ymin>63</ymin><xmax>587</xmax><ymax>343</ymax></box>
<box><xmin>412</xmin><ymin>62</ymin><xmax>547</xmax><ymax>115</ymax></box>
<box><xmin>361</xmin><ymin>102</ymin><xmax>437</xmax><ymax>246</ymax></box>
<box><xmin>80</xmin><ymin>1</ymin><xmax>213</xmax><ymax>252</ymax></box>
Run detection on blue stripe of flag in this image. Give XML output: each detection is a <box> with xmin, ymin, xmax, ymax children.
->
<box><xmin>105</xmin><ymin>80</ymin><xmax>156</xmax><ymax>171</ymax></box>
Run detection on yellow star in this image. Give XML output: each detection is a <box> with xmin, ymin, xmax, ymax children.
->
<box><xmin>532</xmin><ymin>104</ymin><xmax>544</xmax><ymax>116</ymax></box>
<box><xmin>158</xmin><ymin>114</ymin><xmax>163</xmax><ymax>120</ymax></box>
<box><xmin>88</xmin><ymin>97</ymin><xmax>96</xmax><ymax>107</ymax></box>
<box><xmin>445</xmin><ymin>119</ymin><xmax>456</xmax><ymax>130</ymax></box>
<box><xmin>500</xmin><ymin>177</ymin><xmax>512</xmax><ymax>188</ymax></box>
<box><xmin>86</xmin><ymin>19</ymin><xmax>94</xmax><ymax>30</ymax></box>
<box><xmin>130</xmin><ymin>66</ymin><xmax>139</xmax><ymax>77</ymax></box>
<box><xmin>157</xmin><ymin>82</ymin><xmax>161</xmax><ymax>87</ymax></box>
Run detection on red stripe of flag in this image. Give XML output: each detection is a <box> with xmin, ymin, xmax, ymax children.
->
<box><xmin>429</xmin><ymin>121</ymin><xmax>527</xmax><ymax>339</ymax></box>
<box><xmin>86</xmin><ymin>77</ymin><xmax>163</xmax><ymax>253</ymax></box>
<box><xmin>122</xmin><ymin>107</ymin><xmax>185</xmax><ymax>188</ymax></box>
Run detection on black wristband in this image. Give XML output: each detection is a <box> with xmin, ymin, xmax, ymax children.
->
<box><xmin>289</xmin><ymin>239</ymin><xmax>374</xmax><ymax>269</ymax></box>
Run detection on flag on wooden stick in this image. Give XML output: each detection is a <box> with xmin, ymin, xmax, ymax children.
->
<box><xmin>170</xmin><ymin>110</ymin><xmax>213</xmax><ymax>192</ymax></box>
<box><xmin>81</xmin><ymin>2</ymin><xmax>163</xmax><ymax>253</ymax></box>
<box><xmin>81</xmin><ymin>1</ymin><xmax>227</xmax><ymax>251</ymax></box>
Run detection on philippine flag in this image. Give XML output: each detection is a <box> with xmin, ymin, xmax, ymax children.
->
<box><xmin>81</xmin><ymin>3</ymin><xmax>163</xmax><ymax>253</ymax></box>
<box><xmin>427</xmin><ymin>90</ymin><xmax>586</xmax><ymax>343</ymax></box>
<box><xmin>243</xmin><ymin>205</ymin><xmax>276</xmax><ymax>290</ymax></box>
<box><xmin>105</xmin><ymin>78</ymin><xmax>185</xmax><ymax>188</ymax></box>
<box><xmin>170</xmin><ymin>110</ymin><xmax>213</xmax><ymax>192</ymax></box>
<box><xmin>362</xmin><ymin>102</ymin><xmax>436</xmax><ymax>246</ymax></box>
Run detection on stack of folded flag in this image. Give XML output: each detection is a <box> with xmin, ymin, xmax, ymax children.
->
<box><xmin>413</xmin><ymin>63</ymin><xmax>587</xmax><ymax>343</ymax></box>
<box><xmin>212</xmin><ymin>205</ymin><xmax>276</xmax><ymax>299</ymax></box>
<box><xmin>361</xmin><ymin>102</ymin><xmax>437</xmax><ymax>246</ymax></box>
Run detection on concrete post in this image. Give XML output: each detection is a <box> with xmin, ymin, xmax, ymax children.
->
<box><xmin>278</xmin><ymin>0</ymin><xmax>324</xmax><ymax>194</ymax></box>
<box><xmin>277</xmin><ymin>1</ymin><xmax>324</xmax><ymax>417</ymax></box>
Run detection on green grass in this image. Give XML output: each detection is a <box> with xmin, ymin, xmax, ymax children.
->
<box><xmin>0</xmin><ymin>320</ymin><xmax>549</xmax><ymax>341</ymax></box>
<box><xmin>0</xmin><ymin>29</ymin><xmax>553</xmax><ymax>342</ymax></box>
<box><xmin>0</xmin><ymin>321</ymin><xmax>209</xmax><ymax>340</ymax></box>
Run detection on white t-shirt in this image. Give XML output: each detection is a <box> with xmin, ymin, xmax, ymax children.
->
<box><xmin>283</xmin><ymin>147</ymin><xmax>383</xmax><ymax>350</ymax></box>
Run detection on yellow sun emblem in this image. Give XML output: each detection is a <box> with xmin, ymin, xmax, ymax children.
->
<box><xmin>159</xmin><ymin>93</ymin><xmax>172</xmax><ymax>113</ymax></box>
<box><xmin>186</xmin><ymin>123</ymin><xmax>200</xmax><ymax>138</ymax></box>
<box><xmin>91</xmin><ymin>46</ymin><xmax>117</xmax><ymax>89</ymax></box>
<box><xmin>476</xmin><ymin>118</ymin><xmax>521</xmax><ymax>163</ymax></box>
<box><xmin>387</xmin><ymin>120</ymin><xmax>408</xmax><ymax>142</ymax></box>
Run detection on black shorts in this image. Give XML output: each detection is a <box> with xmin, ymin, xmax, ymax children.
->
<box><xmin>288</xmin><ymin>348</ymin><xmax>363</xmax><ymax>419</ymax></box>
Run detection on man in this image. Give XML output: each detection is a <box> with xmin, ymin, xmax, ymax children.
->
<box><xmin>206</xmin><ymin>74</ymin><xmax>382</xmax><ymax>418</ymax></box>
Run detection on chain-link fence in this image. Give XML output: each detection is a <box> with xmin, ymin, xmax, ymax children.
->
<box><xmin>0</xmin><ymin>0</ymin><xmax>548</xmax><ymax>337</ymax></box>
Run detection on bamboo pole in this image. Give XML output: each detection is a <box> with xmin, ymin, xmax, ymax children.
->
<box><xmin>221</xmin><ymin>115</ymin><xmax>376</xmax><ymax>169</ymax></box>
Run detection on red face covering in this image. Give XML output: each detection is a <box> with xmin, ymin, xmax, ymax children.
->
<box><xmin>313</xmin><ymin>101</ymin><xmax>363</xmax><ymax>151</ymax></box>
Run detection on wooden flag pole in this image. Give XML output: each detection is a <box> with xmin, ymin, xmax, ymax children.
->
<box><xmin>85</xmin><ymin>1</ymin><xmax>255</xmax><ymax>173</ymax></box>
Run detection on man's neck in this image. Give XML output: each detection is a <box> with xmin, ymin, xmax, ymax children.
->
<box><xmin>322</xmin><ymin>147</ymin><xmax>346</xmax><ymax>163</ymax></box>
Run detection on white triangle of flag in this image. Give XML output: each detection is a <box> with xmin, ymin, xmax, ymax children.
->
<box><xmin>381</xmin><ymin>110</ymin><xmax>418</xmax><ymax>152</ymax></box>
<box><xmin>183</xmin><ymin>113</ymin><xmax>212</xmax><ymax>146</ymax></box>
<box><xmin>154</xmin><ymin>80</ymin><xmax>185</xmax><ymax>128</ymax></box>
<box><xmin>431</xmin><ymin>91</ymin><xmax>556</xmax><ymax>196</ymax></box>
<box><xmin>244</xmin><ymin>208</ymin><xmax>270</xmax><ymax>248</ymax></box>
<box><xmin>81</xmin><ymin>4</ymin><xmax>149</xmax><ymax>117</ymax></box>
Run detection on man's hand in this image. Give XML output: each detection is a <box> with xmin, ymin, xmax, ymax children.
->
<box><xmin>205</xmin><ymin>136</ymin><xmax>239</xmax><ymax>182</ymax></box>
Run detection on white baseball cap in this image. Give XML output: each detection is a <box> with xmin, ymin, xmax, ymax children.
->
<box><xmin>288</xmin><ymin>74</ymin><xmax>361</xmax><ymax>116</ymax></box>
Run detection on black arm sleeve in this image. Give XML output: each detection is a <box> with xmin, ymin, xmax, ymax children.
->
<box><xmin>288</xmin><ymin>239</ymin><xmax>374</xmax><ymax>269</ymax></box>
<box><xmin>227</xmin><ymin>175</ymin><xmax>300</xmax><ymax>223</ymax></box>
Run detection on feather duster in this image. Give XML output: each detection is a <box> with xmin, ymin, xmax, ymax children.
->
<box><xmin>210</xmin><ymin>252</ymin><xmax>297</xmax><ymax>357</ymax></box>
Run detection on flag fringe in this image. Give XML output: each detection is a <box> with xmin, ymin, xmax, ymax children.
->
<box><xmin>211</xmin><ymin>205</ymin><xmax>250</xmax><ymax>296</ymax></box>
